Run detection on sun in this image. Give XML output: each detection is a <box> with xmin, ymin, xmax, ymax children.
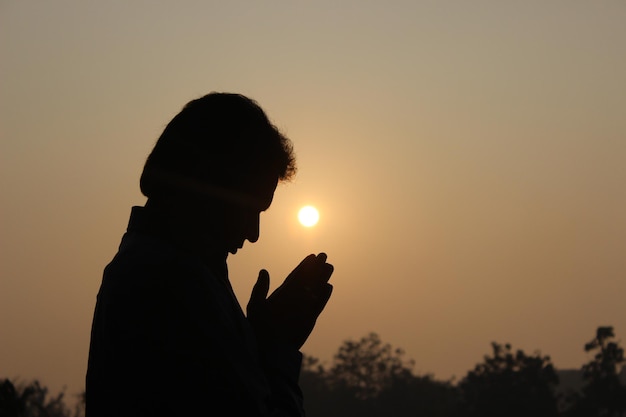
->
<box><xmin>298</xmin><ymin>205</ymin><xmax>319</xmax><ymax>227</ymax></box>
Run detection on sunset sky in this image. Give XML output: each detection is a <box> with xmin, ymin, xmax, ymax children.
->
<box><xmin>2</xmin><ymin>0</ymin><xmax>625</xmax><ymax>401</ymax></box>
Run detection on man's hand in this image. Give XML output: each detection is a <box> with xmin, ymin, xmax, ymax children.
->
<box><xmin>247</xmin><ymin>253</ymin><xmax>334</xmax><ymax>350</ymax></box>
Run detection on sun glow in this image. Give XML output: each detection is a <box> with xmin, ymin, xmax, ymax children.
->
<box><xmin>298</xmin><ymin>206</ymin><xmax>319</xmax><ymax>227</ymax></box>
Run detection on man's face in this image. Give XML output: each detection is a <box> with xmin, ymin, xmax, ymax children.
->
<box><xmin>214</xmin><ymin>174</ymin><xmax>278</xmax><ymax>255</ymax></box>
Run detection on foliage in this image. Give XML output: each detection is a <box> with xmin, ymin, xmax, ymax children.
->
<box><xmin>0</xmin><ymin>379</ymin><xmax>81</xmax><ymax>417</ymax></box>
<box><xmin>457</xmin><ymin>342</ymin><xmax>560</xmax><ymax>417</ymax></box>
<box><xmin>5</xmin><ymin>326</ymin><xmax>626</xmax><ymax>416</ymax></box>
<box><xmin>300</xmin><ymin>333</ymin><xmax>458</xmax><ymax>417</ymax></box>
<box><xmin>325</xmin><ymin>332</ymin><xmax>415</xmax><ymax>399</ymax></box>
<box><xmin>566</xmin><ymin>326</ymin><xmax>626</xmax><ymax>417</ymax></box>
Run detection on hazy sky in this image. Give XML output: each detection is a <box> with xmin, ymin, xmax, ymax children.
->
<box><xmin>2</xmin><ymin>0</ymin><xmax>625</xmax><ymax>401</ymax></box>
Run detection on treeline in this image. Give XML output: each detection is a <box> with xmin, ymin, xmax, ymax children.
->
<box><xmin>1</xmin><ymin>326</ymin><xmax>624</xmax><ymax>417</ymax></box>
<box><xmin>300</xmin><ymin>326</ymin><xmax>626</xmax><ymax>417</ymax></box>
<box><xmin>0</xmin><ymin>380</ymin><xmax>84</xmax><ymax>417</ymax></box>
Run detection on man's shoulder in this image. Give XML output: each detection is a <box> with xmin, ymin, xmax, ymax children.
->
<box><xmin>103</xmin><ymin>231</ymin><xmax>208</xmax><ymax>291</ymax></box>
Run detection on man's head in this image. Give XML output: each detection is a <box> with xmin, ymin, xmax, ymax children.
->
<box><xmin>140</xmin><ymin>92</ymin><xmax>296</xmax><ymax>254</ymax></box>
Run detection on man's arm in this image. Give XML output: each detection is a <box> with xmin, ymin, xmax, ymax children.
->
<box><xmin>246</xmin><ymin>253</ymin><xmax>334</xmax><ymax>416</ymax></box>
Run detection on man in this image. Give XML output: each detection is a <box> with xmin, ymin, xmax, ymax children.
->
<box><xmin>86</xmin><ymin>93</ymin><xmax>334</xmax><ymax>416</ymax></box>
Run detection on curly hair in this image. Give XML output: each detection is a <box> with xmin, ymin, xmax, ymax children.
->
<box><xmin>140</xmin><ymin>92</ymin><xmax>296</xmax><ymax>199</ymax></box>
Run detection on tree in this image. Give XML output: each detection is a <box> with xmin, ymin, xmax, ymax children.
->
<box><xmin>325</xmin><ymin>332</ymin><xmax>415</xmax><ymax>400</ymax></box>
<box><xmin>568</xmin><ymin>326</ymin><xmax>626</xmax><ymax>416</ymax></box>
<box><xmin>457</xmin><ymin>342</ymin><xmax>560</xmax><ymax>417</ymax></box>
<box><xmin>300</xmin><ymin>333</ymin><xmax>458</xmax><ymax>417</ymax></box>
<box><xmin>0</xmin><ymin>379</ymin><xmax>75</xmax><ymax>417</ymax></box>
<box><xmin>299</xmin><ymin>354</ymin><xmax>335</xmax><ymax>415</ymax></box>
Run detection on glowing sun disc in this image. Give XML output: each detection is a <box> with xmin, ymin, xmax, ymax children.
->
<box><xmin>298</xmin><ymin>206</ymin><xmax>319</xmax><ymax>227</ymax></box>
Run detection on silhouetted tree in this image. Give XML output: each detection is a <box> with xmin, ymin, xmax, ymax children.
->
<box><xmin>566</xmin><ymin>326</ymin><xmax>626</xmax><ymax>417</ymax></box>
<box><xmin>373</xmin><ymin>372</ymin><xmax>459</xmax><ymax>417</ymax></box>
<box><xmin>0</xmin><ymin>379</ymin><xmax>73</xmax><ymax>417</ymax></box>
<box><xmin>299</xmin><ymin>355</ymin><xmax>336</xmax><ymax>415</ymax></box>
<box><xmin>325</xmin><ymin>332</ymin><xmax>415</xmax><ymax>400</ymax></box>
<box><xmin>1</xmin><ymin>379</ymin><xmax>22</xmax><ymax>417</ymax></box>
<box><xmin>457</xmin><ymin>342</ymin><xmax>560</xmax><ymax>417</ymax></box>
<box><xmin>300</xmin><ymin>333</ymin><xmax>459</xmax><ymax>417</ymax></box>
<box><xmin>71</xmin><ymin>392</ymin><xmax>84</xmax><ymax>417</ymax></box>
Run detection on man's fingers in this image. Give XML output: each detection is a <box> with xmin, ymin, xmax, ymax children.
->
<box><xmin>284</xmin><ymin>254</ymin><xmax>317</xmax><ymax>285</ymax></box>
<box><xmin>280</xmin><ymin>253</ymin><xmax>334</xmax><ymax>299</ymax></box>
<box><xmin>319</xmin><ymin>262</ymin><xmax>334</xmax><ymax>283</ymax></box>
<box><xmin>297</xmin><ymin>283</ymin><xmax>333</xmax><ymax>323</ymax></box>
<box><xmin>256</xmin><ymin>269</ymin><xmax>270</xmax><ymax>296</ymax></box>
<box><xmin>306</xmin><ymin>254</ymin><xmax>333</xmax><ymax>286</ymax></box>
<box><xmin>316</xmin><ymin>283</ymin><xmax>333</xmax><ymax>312</ymax></box>
<box><xmin>247</xmin><ymin>269</ymin><xmax>270</xmax><ymax>312</ymax></box>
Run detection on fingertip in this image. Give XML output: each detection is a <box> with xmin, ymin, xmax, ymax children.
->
<box><xmin>258</xmin><ymin>269</ymin><xmax>270</xmax><ymax>286</ymax></box>
<box><xmin>299</xmin><ymin>254</ymin><xmax>316</xmax><ymax>266</ymax></box>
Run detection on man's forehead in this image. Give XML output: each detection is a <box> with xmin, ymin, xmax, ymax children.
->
<box><xmin>148</xmin><ymin>168</ymin><xmax>278</xmax><ymax>208</ymax></box>
<box><xmin>237</xmin><ymin>174</ymin><xmax>278</xmax><ymax>210</ymax></box>
<box><xmin>200</xmin><ymin>171</ymin><xmax>277</xmax><ymax>210</ymax></box>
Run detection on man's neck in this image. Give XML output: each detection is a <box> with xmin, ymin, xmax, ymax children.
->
<box><xmin>142</xmin><ymin>199</ymin><xmax>228</xmax><ymax>273</ymax></box>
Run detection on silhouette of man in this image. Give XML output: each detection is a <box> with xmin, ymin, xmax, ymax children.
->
<box><xmin>86</xmin><ymin>93</ymin><xmax>334</xmax><ymax>416</ymax></box>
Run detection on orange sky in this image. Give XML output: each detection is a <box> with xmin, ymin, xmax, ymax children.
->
<box><xmin>1</xmin><ymin>0</ymin><xmax>625</xmax><ymax>401</ymax></box>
